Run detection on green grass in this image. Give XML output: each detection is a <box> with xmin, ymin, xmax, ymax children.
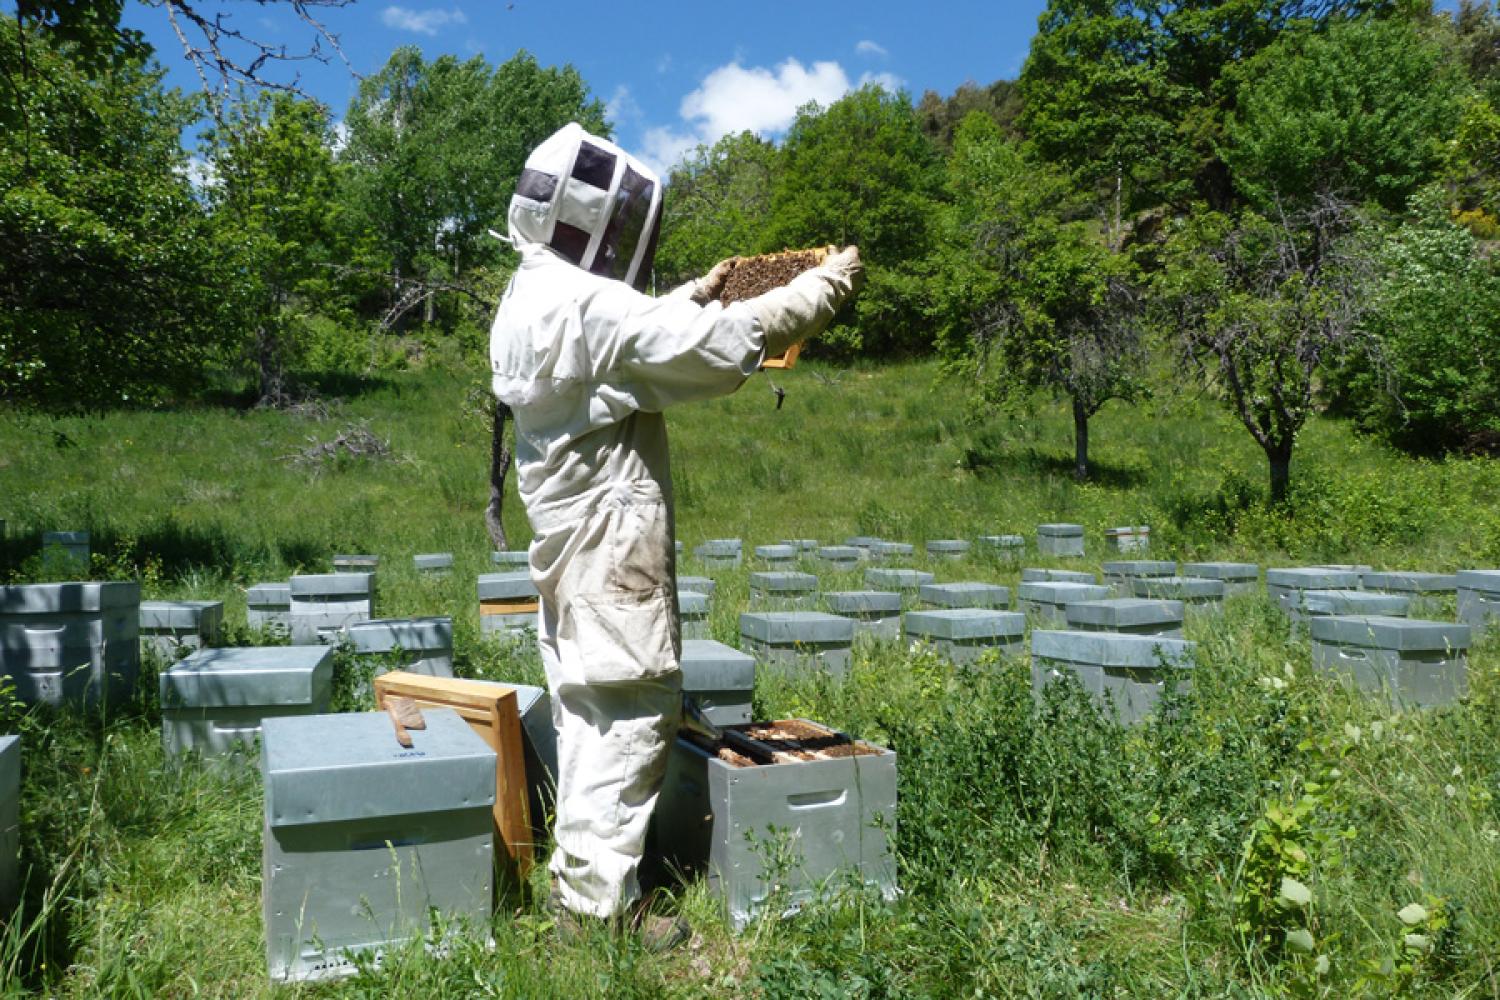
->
<box><xmin>0</xmin><ymin>356</ymin><xmax>1498</xmax><ymax>996</ymax></box>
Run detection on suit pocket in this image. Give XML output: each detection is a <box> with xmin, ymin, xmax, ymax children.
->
<box><xmin>572</xmin><ymin>587</ymin><xmax>679</xmax><ymax>684</ymax></box>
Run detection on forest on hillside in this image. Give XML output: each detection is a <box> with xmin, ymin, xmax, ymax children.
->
<box><xmin>2</xmin><ymin>1</ymin><xmax>1499</xmax><ymax>501</ymax></box>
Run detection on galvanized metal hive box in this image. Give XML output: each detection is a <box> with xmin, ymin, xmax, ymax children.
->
<box><xmin>508</xmin><ymin>683</ymin><xmax>557</xmax><ymax>844</ymax></box>
<box><xmin>977</xmin><ymin>535</ymin><xmax>1025</xmax><ymax>563</ymax></box>
<box><xmin>1031</xmin><ymin>630</ymin><xmax>1196</xmax><ymax>725</ymax></box>
<box><xmin>1104</xmin><ymin>526</ymin><xmax>1150</xmax><ymax>553</ymax></box>
<box><xmin>413</xmin><ymin>553</ymin><xmax>453</xmax><ymax>574</ymax></box>
<box><xmin>677</xmin><ymin>575</ymin><xmax>716</xmax><ymax>599</ymax></box>
<box><xmin>139</xmin><ymin>599</ymin><xmax>224</xmax><ymax>660</ymax></box>
<box><xmin>863</xmin><ymin>568</ymin><xmax>934</xmax><ymax>598</ymax></box>
<box><xmin>289</xmin><ymin>573</ymin><xmax>374</xmax><ymax>645</ymax></box>
<box><xmin>754</xmin><ymin>544</ymin><xmax>797</xmax><ymax>566</ymax></box>
<box><xmin>1021</xmin><ymin>567</ymin><xmax>1098</xmax><ymax>585</ymax></box>
<box><xmin>41</xmin><ymin>531</ymin><xmax>89</xmax><ymax>575</ymax></box>
<box><xmin>1457</xmin><ymin>570</ymin><xmax>1500</xmax><ymax>633</ymax></box>
<box><xmin>1065</xmin><ymin>598</ymin><xmax>1184</xmax><ymax>637</ymax></box>
<box><xmin>1181</xmin><ymin>562</ymin><xmax>1260</xmax><ymax>596</ymax></box>
<box><xmin>781</xmin><ymin>539</ymin><xmax>820</xmax><ymax>553</ymax></box>
<box><xmin>490</xmin><ymin>550</ymin><xmax>529</xmax><ymax>569</ymax></box>
<box><xmin>1036</xmin><ymin>523</ymin><xmax>1085</xmax><ymax>557</ymax></box>
<box><xmin>653</xmin><ymin>720</ymin><xmax>897</xmax><ymax>930</ymax></box>
<box><xmin>679</xmin><ymin>590</ymin><xmax>711</xmax><ymax>640</ymax></box>
<box><xmin>822</xmin><ymin>591</ymin><xmax>902</xmax><ymax>640</ymax></box>
<box><xmin>695</xmin><ymin>538</ymin><xmax>743</xmax><ymax>569</ymax></box>
<box><xmin>1017</xmin><ymin>581</ymin><xmax>1113</xmax><ymax>626</ymax></box>
<box><xmin>919</xmin><ymin>581</ymin><xmax>1010</xmax><ymax>610</ymax></box>
<box><xmin>1129</xmin><ymin>575</ymin><xmax>1226</xmax><ymax>607</ymax></box>
<box><xmin>1266</xmin><ymin>568</ymin><xmax>1363</xmax><ymax>618</ymax></box>
<box><xmin>477</xmin><ymin>572</ymin><xmax>538</xmax><ymax>638</ymax></box>
<box><xmin>331</xmin><ymin>554</ymin><xmax>379</xmax><ymax>572</ymax></box>
<box><xmin>0</xmin><ymin>581</ymin><xmax>139</xmax><ymax>707</ymax></box>
<box><xmin>844</xmin><ymin>536</ymin><xmax>882</xmax><ymax>552</ymax></box>
<box><xmin>739</xmin><ymin>612</ymin><xmax>855</xmax><ymax>675</ymax></box>
<box><xmin>344</xmin><ymin>617</ymin><xmax>454</xmax><ymax>677</ymax></box>
<box><xmin>246</xmin><ymin>583</ymin><xmax>291</xmax><ymax>637</ymax></box>
<box><xmin>816</xmin><ymin>546</ymin><xmax>862</xmax><ymax>570</ymax></box>
<box><xmin>904</xmin><ymin>609</ymin><xmax>1025</xmax><ymax>664</ymax></box>
<box><xmin>160</xmin><ymin>645</ymin><xmax>332</xmax><ymax>756</ymax></box>
<box><xmin>870</xmin><ymin>541</ymin><xmax>914</xmax><ymax>563</ymax></box>
<box><xmin>681</xmin><ymin>639</ymin><xmax>756</xmax><ymax>726</ymax></box>
<box><xmin>1101</xmin><ymin>560</ymin><xmax>1177</xmax><ymax>597</ymax></box>
<box><xmin>749</xmin><ymin>571</ymin><xmax>819</xmax><ymax>610</ymax></box>
<box><xmin>261</xmin><ymin>710</ymin><xmax>495</xmax><ymax>982</ymax></box>
<box><xmin>1362</xmin><ymin>571</ymin><xmax>1457</xmax><ymax>618</ymax></box>
<box><xmin>1309</xmin><ymin>615</ymin><xmax>1470</xmax><ymax>709</ymax></box>
<box><xmin>1298</xmin><ymin>590</ymin><xmax>1409</xmax><ymax>620</ymax></box>
<box><xmin>926</xmin><ymin>540</ymin><xmax>970</xmax><ymax>561</ymax></box>
<box><xmin>0</xmin><ymin>735</ymin><xmax>18</xmax><ymax>911</ymax></box>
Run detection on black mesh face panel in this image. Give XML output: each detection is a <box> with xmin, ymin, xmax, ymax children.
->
<box><xmin>516</xmin><ymin>168</ymin><xmax>558</xmax><ymax>202</ymax></box>
<box><xmin>632</xmin><ymin>211</ymin><xmax>662</xmax><ymax>292</ymax></box>
<box><xmin>550</xmin><ymin>221</ymin><xmax>591</xmax><ymax>265</ymax></box>
<box><xmin>589</xmin><ymin>166</ymin><xmax>656</xmax><ymax>285</ymax></box>
<box><xmin>571</xmin><ymin>141</ymin><xmax>616</xmax><ymax>190</ymax></box>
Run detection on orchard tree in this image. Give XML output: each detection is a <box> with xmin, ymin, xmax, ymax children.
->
<box><xmin>1225</xmin><ymin>15</ymin><xmax>1467</xmax><ymax>212</ymax></box>
<box><xmin>943</xmin><ymin>114</ymin><xmax>1147</xmax><ymax>480</ymax></box>
<box><xmin>1156</xmin><ymin>198</ymin><xmax>1376</xmax><ymax>504</ymax></box>
<box><xmin>206</xmin><ymin>92</ymin><xmax>344</xmax><ymax>402</ymax></box>
<box><xmin>769</xmin><ymin>85</ymin><xmax>943</xmax><ymax>355</ymax></box>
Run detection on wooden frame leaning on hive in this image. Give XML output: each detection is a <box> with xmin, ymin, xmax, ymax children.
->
<box><xmin>715</xmin><ymin>246</ymin><xmax>834</xmax><ymax>370</ymax></box>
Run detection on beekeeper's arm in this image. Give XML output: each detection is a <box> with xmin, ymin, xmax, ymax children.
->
<box><xmin>599</xmin><ymin>247</ymin><xmax>864</xmax><ymax>411</ymax></box>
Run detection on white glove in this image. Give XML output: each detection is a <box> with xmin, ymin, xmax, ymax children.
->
<box><xmin>747</xmin><ymin>245</ymin><xmax>864</xmax><ymax>356</ymax></box>
<box><xmin>687</xmin><ymin>257</ymin><xmax>739</xmax><ymax>305</ymax></box>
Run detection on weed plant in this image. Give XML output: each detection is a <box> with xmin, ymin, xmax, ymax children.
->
<box><xmin>0</xmin><ymin>358</ymin><xmax>1496</xmax><ymax>995</ymax></box>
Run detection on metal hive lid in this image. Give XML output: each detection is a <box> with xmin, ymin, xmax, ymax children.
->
<box><xmin>344</xmin><ymin>617</ymin><xmax>453</xmax><ymax>653</ymax></box>
<box><xmin>246</xmin><ymin>582</ymin><xmax>290</xmax><ymax>605</ymax></box>
<box><xmin>906</xmin><ymin>609</ymin><xmax>1025</xmax><ymax>640</ymax></box>
<box><xmin>1020</xmin><ymin>568</ymin><xmax>1097</xmax><ymax>584</ymax></box>
<box><xmin>919</xmin><ymin>581</ymin><xmax>1009</xmax><ymax>605</ymax></box>
<box><xmin>749</xmin><ymin>571</ymin><xmax>818</xmax><ymax>592</ymax></box>
<box><xmin>476</xmin><ymin>572</ymin><xmax>537</xmax><ymax>600</ymax></box>
<box><xmin>1182</xmin><ymin>562</ymin><xmax>1259</xmax><ymax>580</ymax></box>
<box><xmin>680</xmin><ymin>639</ymin><xmax>755</xmax><ymax>689</ymax></box>
<box><xmin>1456</xmin><ymin>570</ymin><xmax>1500</xmax><ymax>593</ymax></box>
<box><xmin>1309</xmin><ymin>615</ymin><xmax>1471</xmax><ymax>651</ymax></box>
<box><xmin>1101</xmin><ymin>561</ymin><xmax>1177</xmax><ymax>576</ymax></box>
<box><xmin>139</xmin><ymin>600</ymin><xmax>224</xmax><ymax>630</ymax></box>
<box><xmin>160</xmin><ymin>645</ymin><xmax>332</xmax><ymax>708</ymax></box>
<box><xmin>1036</xmin><ymin>523</ymin><xmax>1084</xmax><ymax>536</ymax></box>
<box><xmin>678</xmin><ymin>591</ymin><xmax>710</xmax><ymax>614</ymax></box>
<box><xmin>0</xmin><ymin>581</ymin><xmax>139</xmax><ymax>614</ymax></box>
<box><xmin>1362</xmin><ymin>571</ymin><xmax>1457</xmax><ymax>593</ymax></box>
<box><xmin>289</xmin><ymin>573</ymin><xmax>374</xmax><ymax>597</ymax></box>
<box><xmin>739</xmin><ymin>611</ymin><xmax>854</xmax><ymax>644</ymax></box>
<box><xmin>1065</xmin><ymin>598</ymin><xmax>1184</xmax><ymax>628</ymax></box>
<box><xmin>1032</xmin><ymin>629</ymin><xmax>1196</xmax><ymax>669</ymax></box>
<box><xmin>1299</xmin><ymin>590</ymin><xmax>1408</xmax><ymax>616</ymax></box>
<box><xmin>1266</xmin><ymin>567</ymin><xmax>1360</xmax><ymax>589</ymax></box>
<box><xmin>823</xmin><ymin>590</ymin><xmax>901</xmax><ymax>614</ymax></box>
<box><xmin>262</xmin><ymin>709</ymin><xmax>496</xmax><ymax>827</ymax></box>
<box><xmin>864</xmin><ymin>568</ymin><xmax>934</xmax><ymax>589</ymax></box>
<box><xmin>1018</xmin><ymin>581</ymin><xmax>1112</xmax><ymax>602</ymax></box>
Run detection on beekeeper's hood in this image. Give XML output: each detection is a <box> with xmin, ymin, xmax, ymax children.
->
<box><xmin>507</xmin><ymin>122</ymin><xmax>663</xmax><ymax>291</ymax></box>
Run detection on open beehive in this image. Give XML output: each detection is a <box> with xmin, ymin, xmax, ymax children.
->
<box><xmin>683</xmin><ymin>718</ymin><xmax>884</xmax><ymax>768</ymax></box>
<box><xmin>716</xmin><ymin>247</ymin><xmax>833</xmax><ymax>370</ymax></box>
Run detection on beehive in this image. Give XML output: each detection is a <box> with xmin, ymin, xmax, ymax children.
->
<box><xmin>289</xmin><ymin>573</ymin><xmax>374</xmax><ymax>645</ymax></box>
<box><xmin>246</xmin><ymin>583</ymin><xmax>291</xmax><ymax>638</ymax></box>
<box><xmin>822</xmin><ymin>591</ymin><xmax>902</xmax><ymax>640</ymax></box>
<box><xmin>1036</xmin><ymin>523</ymin><xmax>1085</xmax><ymax>557</ymax></box>
<box><xmin>739</xmin><ymin>612</ymin><xmax>854</xmax><ymax>675</ymax></box>
<box><xmin>0</xmin><ymin>581</ymin><xmax>139</xmax><ymax>707</ymax></box>
<box><xmin>160</xmin><ymin>645</ymin><xmax>332</xmax><ymax>757</ymax></box>
<box><xmin>1309</xmin><ymin>616</ymin><xmax>1469</xmax><ymax>708</ymax></box>
<box><xmin>1031</xmin><ymin>630</ymin><xmax>1196</xmax><ymax>724</ymax></box>
<box><xmin>680</xmin><ymin>639</ymin><xmax>756</xmax><ymax>726</ymax></box>
<box><xmin>904</xmin><ymin>609</ymin><xmax>1025</xmax><ymax>664</ymax></box>
<box><xmin>1064</xmin><ymin>598</ymin><xmax>1184</xmax><ymax>638</ymax></box>
<box><xmin>679</xmin><ymin>590</ymin><xmax>711</xmax><ymax>640</ymax></box>
<box><xmin>139</xmin><ymin>600</ymin><xmax>223</xmax><ymax>660</ymax></box>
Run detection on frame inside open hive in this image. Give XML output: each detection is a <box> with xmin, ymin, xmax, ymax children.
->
<box><xmin>716</xmin><ymin>247</ymin><xmax>833</xmax><ymax>370</ymax></box>
<box><xmin>683</xmin><ymin>718</ymin><xmax>884</xmax><ymax>768</ymax></box>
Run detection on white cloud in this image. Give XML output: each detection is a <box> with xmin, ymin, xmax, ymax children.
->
<box><xmin>606</xmin><ymin>85</ymin><xmax>639</xmax><ymax>126</ymax></box>
<box><xmin>330</xmin><ymin>121</ymin><xmax>349</xmax><ymax>154</ymax></box>
<box><xmin>855</xmin><ymin>39</ymin><xmax>887</xmax><ymax>58</ymax></box>
<box><xmin>635</xmin><ymin>57</ymin><xmax>908</xmax><ymax>175</ymax></box>
<box><xmin>177</xmin><ymin>156</ymin><xmax>216</xmax><ymax>191</ymax></box>
<box><xmin>380</xmin><ymin>5</ymin><xmax>466</xmax><ymax>35</ymax></box>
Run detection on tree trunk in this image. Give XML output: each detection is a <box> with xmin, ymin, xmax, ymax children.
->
<box><xmin>1072</xmin><ymin>396</ymin><xmax>1090</xmax><ymax>482</ymax></box>
<box><xmin>256</xmin><ymin>322</ymin><xmax>282</xmax><ymax>405</ymax></box>
<box><xmin>485</xmin><ymin>399</ymin><xmax>513</xmax><ymax>550</ymax></box>
<box><xmin>1267</xmin><ymin>446</ymin><xmax>1292</xmax><ymax>506</ymax></box>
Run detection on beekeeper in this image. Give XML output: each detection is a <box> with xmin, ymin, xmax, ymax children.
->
<box><xmin>489</xmin><ymin>122</ymin><xmax>862</xmax><ymax>940</ymax></box>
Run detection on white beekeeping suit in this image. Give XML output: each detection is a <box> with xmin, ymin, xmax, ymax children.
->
<box><xmin>490</xmin><ymin>122</ymin><xmax>862</xmax><ymax>922</ymax></box>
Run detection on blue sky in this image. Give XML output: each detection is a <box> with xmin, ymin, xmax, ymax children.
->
<box><xmin>120</xmin><ymin>0</ymin><xmax>1047</xmax><ymax>172</ymax></box>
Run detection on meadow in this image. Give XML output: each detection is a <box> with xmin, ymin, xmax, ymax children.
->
<box><xmin>0</xmin><ymin>355</ymin><xmax>1498</xmax><ymax>997</ymax></box>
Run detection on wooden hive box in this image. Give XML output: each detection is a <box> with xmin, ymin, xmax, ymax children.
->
<box><xmin>717</xmin><ymin>246</ymin><xmax>833</xmax><ymax>370</ymax></box>
<box><xmin>373</xmin><ymin>671</ymin><xmax>534</xmax><ymax>879</ymax></box>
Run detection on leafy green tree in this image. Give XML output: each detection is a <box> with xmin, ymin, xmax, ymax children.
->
<box><xmin>1156</xmin><ymin>199</ymin><xmax>1376</xmax><ymax>504</ymax></box>
<box><xmin>1225</xmin><ymin>16</ymin><xmax>1467</xmax><ymax>212</ymax></box>
<box><xmin>941</xmin><ymin>114</ymin><xmax>1148</xmax><ymax>480</ymax></box>
<box><xmin>654</xmin><ymin>131</ymin><xmax>778</xmax><ymax>289</ymax></box>
<box><xmin>0</xmin><ymin>14</ymin><xmax>230</xmax><ymax>408</ymax></box>
<box><xmin>769</xmin><ymin>85</ymin><xmax>942</xmax><ymax>355</ymax></box>
<box><xmin>916</xmin><ymin>79</ymin><xmax>1023</xmax><ymax>152</ymax></box>
<box><xmin>339</xmin><ymin>48</ymin><xmax>607</xmax><ymax>328</ymax></box>
<box><xmin>1350</xmin><ymin>186</ymin><xmax>1500</xmax><ymax>453</ymax></box>
<box><xmin>206</xmin><ymin>92</ymin><xmax>347</xmax><ymax>402</ymax></box>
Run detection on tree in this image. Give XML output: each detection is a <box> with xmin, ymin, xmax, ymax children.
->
<box><xmin>1156</xmin><ymin>198</ymin><xmax>1376</xmax><ymax>504</ymax></box>
<box><xmin>0</xmin><ymin>13</ymin><xmax>231</xmax><ymax>408</ymax></box>
<box><xmin>654</xmin><ymin>130</ymin><xmax>778</xmax><ymax>289</ymax></box>
<box><xmin>941</xmin><ymin>113</ymin><xmax>1147</xmax><ymax>480</ymax></box>
<box><xmin>1224</xmin><ymin>16</ymin><xmax>1467</xmax><ymax>212</ymax></box>
<box><xmin>1349</xmin><ymin>186</ymin><xmax>1500</xmax><ymax>453</ymax></box>
<box><xmin>768</xmin><ymin>85</ymin><xmax>943</xmax><ymax>355</ymax></box>
<box><xmin>338</xmin><ymin>47</ymin><xmax>607</xmax><ymax>328</ymax></box>
<box><xmin>206</xmin><ymin>92</ymin><xmax>345</xmax><ymax>402</ymax></box>
<box><xmin>915</xmin><ymin>79</ymin><xmax>1022</xmax><ymax>152</ymax></box>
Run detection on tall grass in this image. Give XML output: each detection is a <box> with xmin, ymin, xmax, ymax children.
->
<box><xmin>0</xmin><ymin>356</ymin><xmax>1496</xmax><ymax>995</ymax></box>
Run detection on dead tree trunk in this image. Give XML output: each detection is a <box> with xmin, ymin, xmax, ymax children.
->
<box><xmin>1072</xmin><ymin>396</ymin><xmax>1091</xmax><ymax>482</ymax></box>
<box><xmin>485</xmin><ymin>399</ymin><xmax>513</xmax><ymax>550</ymax></box>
